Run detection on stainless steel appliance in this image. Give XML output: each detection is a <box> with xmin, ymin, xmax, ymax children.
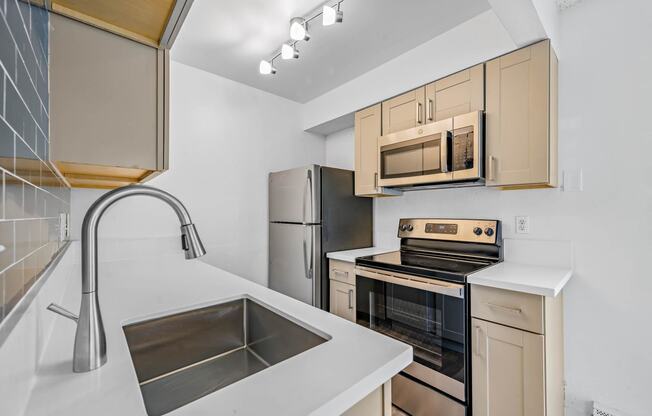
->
<box><xmin>268</xmin><ymin>165</ymin><xmax>372</xmax><ymax>309</ymax></box>
<box><xmin>378</xmin><ymin>111</ymin><xmax>483</xmax><ymax>188</ymax></box>
<box><xmin>355</xmin><ymin>218</ymin><xmax>503</xmax><ymax>416</ymax></box>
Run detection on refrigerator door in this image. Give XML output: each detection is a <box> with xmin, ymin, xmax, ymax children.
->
<box><xmin>269</xmin><ymin>223</ymin><xmax>322</xmax><ymax>307</ymax></box>
<box><xmin>269</xmin><ymin>165</ymin><xmax>321</xmax><ymax>224</ymax></box>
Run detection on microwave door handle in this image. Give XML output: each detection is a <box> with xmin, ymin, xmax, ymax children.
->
<box><xmin>440</xmin><ymin>130</ymin><xmax>451</xmax><ymax>173</ymax></box>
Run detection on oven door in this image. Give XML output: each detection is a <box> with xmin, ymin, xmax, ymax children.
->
<box><xmin>355</xmin><ymin>266</ymin><xmax>466</xmax><ymax>402</ymax></box>
<box><xmin>377</xmin><ymin>119</ymin><xmax>453</xmax><ymax>187</ymax></box>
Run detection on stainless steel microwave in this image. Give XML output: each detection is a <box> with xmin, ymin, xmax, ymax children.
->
<box><xmin>377</xmin><ymin>111</ymin><xmax>483</xmax><ymax>187</ymax></box>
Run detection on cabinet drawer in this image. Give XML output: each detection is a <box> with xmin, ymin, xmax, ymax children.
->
<box><xmin>471</xmin><ymin>285</ymin><xmax>544</xmax><ymax>334</ymax></box>
<box><xmin>330</xmin><ymin>280</ymin><xmax>356</xmax><ymax>322</ymax></box>
<box><xmin>329</xmin><ymin>259</ymin><xmax>356</xmax><ymax>285</ymax></box>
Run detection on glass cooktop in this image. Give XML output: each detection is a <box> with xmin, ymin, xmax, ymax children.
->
<box><xmin>356</xmin><ymin>250</ymin><xmax>492</xmax><ymax>283</ymax></box>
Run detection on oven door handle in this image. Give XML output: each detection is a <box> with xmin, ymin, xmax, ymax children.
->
<box><xmin>354</xmin><ymin>267</ymin><xmax>464</xmax><ymax>299</ymax></box>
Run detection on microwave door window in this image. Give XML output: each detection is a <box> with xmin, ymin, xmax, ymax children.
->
<box><xmin>423</xmin><ymin>138</ymin><xmax>442</xmax><ymax>174</ymax></box>
<box><xmin>380</xmin><ymin>143</ymin><xmax>423</xmax><ymax>179</ymax></box>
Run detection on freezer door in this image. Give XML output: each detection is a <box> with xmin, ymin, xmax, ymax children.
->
<box><xmin>269</xmin><ymin>223</ymin><xmax>322</xmax><ymax>307</ymax></box>
<box><xmin>269</xmin><ymin>165</ymin><xmax>321</xmax><ymax>224</ymax></box>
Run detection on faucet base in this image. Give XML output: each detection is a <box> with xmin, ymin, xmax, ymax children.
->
<box><xmin>73</xmin><ymin>292</ymin><xmax>107</xmax><ymax>372</ymax></box>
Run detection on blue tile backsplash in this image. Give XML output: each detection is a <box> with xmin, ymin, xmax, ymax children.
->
<box><xmin>0</xmin><ymin>1</ymin><xmax>70</xmax><ymax>322</ymax></box>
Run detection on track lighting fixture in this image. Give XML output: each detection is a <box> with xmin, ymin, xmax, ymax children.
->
<box><xmin>289</xmin><ymin>17</ymin><xmax>310</xmax><ymax>41</ymax></box>
<box><xmin>259</xmin><ymin>59</ymin><xmax>276</xmax><ymax>75</ymax></box>
<box><xmin>322</xmin><ymin>4</ymin><xmax>343</xmax><ymax>26</ymax></box>
<box><xmin>259</xmin><ymin>1</ymin><xmax>345</xmax><ymax>75</ymax></box>
<box><xmin>282</xmin><ymin>43</ymin><xmax>299</xmax><ymax>59</ymax></box>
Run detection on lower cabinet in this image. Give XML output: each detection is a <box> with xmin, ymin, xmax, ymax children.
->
<box><xmin>471</xmin><ymin>285</ymin><xmax>564</xmax><ymax>416</ymax></box>
<box><xmin>343</xmin><ymin>381</ymin><xmax>392</xmax><ymax>416</ymax></box>
<box><xmin>330</xmin><ymin>280</ymin><xmax>356</xmax><ymax>322</ymax></box>
<box><xmin>471</xmin><ymin>318</ymin><xmax>545</xmax><ymax>416</ymax></box>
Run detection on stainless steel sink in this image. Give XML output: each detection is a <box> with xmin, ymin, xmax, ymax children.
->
<box><xmin>123</xmin><ymin>297</ymin><xmax>329</xmax><ymax>416</ymax></box>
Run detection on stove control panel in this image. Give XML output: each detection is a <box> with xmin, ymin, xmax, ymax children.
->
<box><xmin>398</xmin><ymin>218</ymin><xmax>500</xmax><ymax>244</ymax></box>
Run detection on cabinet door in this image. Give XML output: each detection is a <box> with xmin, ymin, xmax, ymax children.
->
<box><xmin>426</xmin><ymin>64</ymin><xmax>484</xmax><ymax>123</ymax></box>
<box><xmin>50</xmin><ymin>14</ymin><xmax>168</xmax><ymax>188</ymax></box>
<box><xmin>472</xmin><ymin>318</ymin><xmax>545</xmax><ymax>416</ymax></box>
<box><xmin>354</xmin><ymin>105</ymin><xmax>381</xmax><ymax>196</ymax></box>
<box><xmin>330</xmin><ymin>280</ymin><xmax>356</xmax><ymax>322</ymax></box>
<box><xmin>381</xmin><ymin>87</ymin><xmax>426</xmax><ymax>134</ymax></box>
<box><xmin>486</xmin><ymin>40</ymin><xmax>556</xmax><ymax>187</ymax></box>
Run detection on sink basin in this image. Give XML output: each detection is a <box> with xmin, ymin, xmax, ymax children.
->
<box><xmin>123</xmin><ymin>296</ymin><xmax>329</xmax><ymax>416</ymax></box>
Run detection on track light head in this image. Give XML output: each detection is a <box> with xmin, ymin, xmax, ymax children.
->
<box><xmin>289</xmin><ymin>17</ymin><xmax>310</xmax><ymax>41</ymax></box>
<box><xmin>259</xmin><ymin>60</ymin><xmax>276</xmax><ymax>75</ymax></box>
<box><xmin>323</xmin><ymin>4</ymin><xmax>343</xmax><ymax>26</ymax></box>
<box><xmin>281</xmin><ymin>43</ymin><xmax>299</xmax><ymax>60</ymax></box>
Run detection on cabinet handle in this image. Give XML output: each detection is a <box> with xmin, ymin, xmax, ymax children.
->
<box><xmin>486</xmin><ymin>302</ymin><xmax>522</xmax><ymax>315</ymax></box>
<box><xmin>427</xmin><ymin>99</ymin><xmax>433</xmax><ymax>121</ymax></box>
<box><xmin>487</xmin><ymin>155</ymin><xmax>495</xmax><ymax>181</ymax></box>
<box><xmin>348</xmin><ymin>289</ymin><xmax>354</xmax><ymax>310</ymax></box>
<box><xmin>416</xmin><ymin>102</ymin><xmax>423</xmax><ymax>124</ymax></box>
<box><xmin>374</xmin><ymin>172</ymin><xmax>378</xmax><ymax>189</ymax></box>
<box><xmin>474</xmin><ymin>325</ymin><xmax>483</xmax><ymax>358</ymax></box>
<box><xmin>333</xmin><ymin>269</ymin><xmax>349</xmax><ymax>279</ymax></box>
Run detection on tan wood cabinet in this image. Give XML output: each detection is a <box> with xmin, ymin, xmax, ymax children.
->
<box><xmin>381</xmin><ymin>87</ymin><xmax>426</xmax><ymax>134</ymax></box>
<box><xmin>49</xmin><ymin>14</ymin><xmax>169</xmax><ymax>189</ymax></box>
<box><xmin>426</xmin><ymin>64</ymin><xmax>484</xmax><ymax>123</ymax></box>
<box><xmin>485</xmin><ymin>40</ymin><xmax>558</xmax><ymax>188</ymax></box>
<box><xmin>471</xmin><ymin>285</ymin><xmax>564</xmax><ymax>416</ymax></box>
<box><xmin>343</xmin><ymin>382</ymin><xmax>392</xmax><ymax>416</ymax></box>
<box><xmin>354</xmin><ymin>105</ymin><xmax>401</xmax><ymax>197</ymax></box>
<box><xmin>330</xmin><ymin>279</ymin><xmax>356</xmax><ymax>322</ymax></box>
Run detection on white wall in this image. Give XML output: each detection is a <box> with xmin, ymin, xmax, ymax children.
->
<box><xmin>301</xmin><ymin>10</ymin><xmax>516</xmax><ymax>131</ymax></box>
<box><xmin>71</xmin><ymin>62</ymin><xmax>326</xmax><ymax>286</ymax></box>
<box><xmin>325</xmin><ymin>127</ymin><xmax>354</xmax><ymax>170</ymax></box>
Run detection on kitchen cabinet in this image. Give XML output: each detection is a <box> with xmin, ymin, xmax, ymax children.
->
<box><xmin>354</xmin><ymin>104</ymin><xmax>401</xmax><ymax>197</ymax></box>
<box><xmin>471</xmin><ymin>285</ymin><xmax>564</xmax><ymax>416</ymax></box>
<box><xmin>381</xmin><ymin>87</ymin><xmax>426</xmax><ymax>134</ymax></box>
<box><xmin>343</xmin><ymin>382</ymin><xmax>392</xmax><ymax>416</ymax></box>
<box><xmin>425</xmin><ymin>64</ymin><xmax>484</xmax><ymax>122</ymax></box>
<box><xmin>485</xmin><ymin>40</ymin><xmax>558</xmax><ymax>188</ymax></box>
<box><xmin>49</xmin><ymin>14</ymin><xmax>168</xmax><ymax>189</ymax></box>
<box><xmin>33</xmin><ymin>0</ymin><xmax>193</xmax><ymax>48</ymax></box>
<box><xmin>330</xmin><ymin>279</ymin><xmax>356</xmax><ymax>322</ymax></box>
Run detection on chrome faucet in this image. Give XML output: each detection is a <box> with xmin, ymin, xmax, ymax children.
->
<box><xmin>48</xmin><ymin>185</ymin><xmax>206</xmax><ymax>372</ymax></box>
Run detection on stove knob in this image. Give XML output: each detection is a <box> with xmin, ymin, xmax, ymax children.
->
<box><xmin>400</xmin><ymin>224</ymin><xmax>408</xmax><ymax>232</ymax></box>
<box><xmin>406</xmin><ymin>224</ymin><xmax>414</xmax><ymax>231</ymax></box>
<box><xmin>484</xmin><ymin>227</ymin><xmax>495</xmax><ymax>237</ymax></box>
<box><xmin>473</xmin><ymin>227</ymin><xmax>483</xmax><ymax>236</ymax></box>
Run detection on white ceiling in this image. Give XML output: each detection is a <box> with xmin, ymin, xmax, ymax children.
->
<box><xmin>172</xmin><ymin>0</ymin><xmax>491</xmax><ymax>103</ymax></box>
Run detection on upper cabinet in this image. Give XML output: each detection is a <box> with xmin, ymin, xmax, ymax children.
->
<box><xmin>35</xmin><ymin>0</ymin><xmax>193</xmax><ymax>48</ymax></box>
<box><xmin>49</xmin><ymin>14</ymin><xmax>169</xmax><ymax>189</ymax></box>
<box><xmin>354</xmin><ymin>105</ymin><xmax>401</xmax><ymax>197</ymax></box>
<box><xmin>381</xmin><ymin>87</ymin><xmax>426</xmax><ymax>134</ymax></box>
<box><xmin>485</xmin><ymin>40</ymin><xmax>558</xmax><ymax>188</ymax></box>
<box><xmin>426</xmin><ymin>64</ymin><xmax>484</xmax><ymax>122</ymax></box>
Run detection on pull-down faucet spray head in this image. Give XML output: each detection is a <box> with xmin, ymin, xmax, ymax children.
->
<box><xmin>180</xmin><ymin>223</ymin><xmax>206</xmax><ymax>259</ymax></box>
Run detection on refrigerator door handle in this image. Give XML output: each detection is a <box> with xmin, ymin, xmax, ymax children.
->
<box><xmin>302</xmin><ymin>169</ymin><xmax>313</xmax><ymax>224</ymax></box>
<box><xmin>302</xmin><ymin>226</ymin><xmax>313</xmax><ymax>279</ymax></box>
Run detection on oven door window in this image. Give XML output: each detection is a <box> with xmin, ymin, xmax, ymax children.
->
<box><xmin>356</xmin><ymin>275</ymin><xmax>465</xmax><ymax>384</ymax></box>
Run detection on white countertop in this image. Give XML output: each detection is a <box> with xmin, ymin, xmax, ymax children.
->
<box><xmin>468</xmin><ymin>261</ymin><xmax>572</xmax><ymax>297</ymax></box>
<box><xmin>326</xmin><ymin>247</ymin><xmax>395</xmax><ymax>263</ymax></box>
<box><xmin>23</xmin><ymin>242</ymin><xmax>412</xmax><ymax>416</ymax></box>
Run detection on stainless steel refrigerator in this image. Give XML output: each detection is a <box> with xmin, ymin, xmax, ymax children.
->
<box><xmin>268</xmin><ymin>165</ymin><xmax>372</xmax><ymax>309</ymax></box>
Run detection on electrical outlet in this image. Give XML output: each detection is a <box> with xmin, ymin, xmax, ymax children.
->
<box><xmin>515</xmin><ymin>216</ymin><xmax>530</xmax><ymax>234</ymax></box>
<box><xmin>593</xmin><ymin>402</ymin><xmax>625</xmax><ymax>416</ymax></box>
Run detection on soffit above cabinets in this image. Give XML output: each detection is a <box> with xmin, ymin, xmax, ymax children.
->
<box><xmin>172</xmin><ymin>0</ymin><xmax>491</xmax><ymax>103</ymax></box>
<box><xmin>30</xmin><ymin>0</ymin><xmax>194</xmax><ymax>48</ymax></box>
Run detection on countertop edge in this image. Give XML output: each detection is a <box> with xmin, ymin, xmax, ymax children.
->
<box><xmin>468</xmin><ymin>263</ymin><xmax>573</xmax><ymax>297</ymax></box>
